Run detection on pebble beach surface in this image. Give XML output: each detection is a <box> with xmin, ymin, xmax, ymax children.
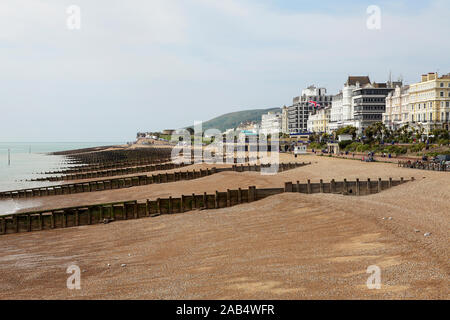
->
<box><xmin>0</xmin><ymin>153</ymin><xmax>448</xmax><ymax>299</ymax></box>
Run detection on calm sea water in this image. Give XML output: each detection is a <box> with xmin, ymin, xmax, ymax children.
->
<box><xmin>0</xmin><ymin>142</ymin><xmax>123</xmax><ymax>215</ymax></box>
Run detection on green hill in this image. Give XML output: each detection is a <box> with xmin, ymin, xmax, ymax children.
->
<box><xmin>187</xmin><ymin>107</ymin><xmax>281</xmax><ymax>133</ymax></box>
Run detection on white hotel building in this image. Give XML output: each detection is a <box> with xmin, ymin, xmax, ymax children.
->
<box><xmin>260</xmin><ymin>111</ymin><xmax>282</xmax><ymax>136</ymax></box>
<box><xmin>288</xmin><ymin>85</ymin><xmax>333</xmax><ymax>134</ymax></box>
<box><xmin>328</xmin><ymin>76</ymin><xmax>398</xmax><ymax>134</ymax></box>
<box><xmin>382</xmin><ymin>85</ymin><xmax>410</xmax><ymax>130</ymax></box>
<box><xmin>328</xmin><ymin>76</ymin><xmax>371</xmax><ymax>133</ymax></box>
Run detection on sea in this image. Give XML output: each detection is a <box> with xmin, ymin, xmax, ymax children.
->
<box><xmin>0</xmin><ymin>142</ymin><xmax>123</xmax><ymax>215</ymax></box>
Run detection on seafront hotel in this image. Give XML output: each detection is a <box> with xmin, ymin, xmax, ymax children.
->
<box><xmin>409</xmin><ymin>72</ymin><xmax>450</xmax><ymax>133</ymax></box>
<box><xmin>299</xmin><ymin>72</ymin><xmax>450</xmax><ymax>135</ymax></box>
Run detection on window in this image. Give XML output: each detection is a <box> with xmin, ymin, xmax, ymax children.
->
<box><xmin>440</xmin><ymin>92</ymin><xmax>444</xmax><ymax>97</ymax></box>
<box><xmin>430</xmin><ymin>113</ymin><xmax>433</xmax><ymax>121</ymax></box>
<box><xmin>440</xmin><ymin>83</ymin><xmax>444</xmax><ymax>87</ymax></box>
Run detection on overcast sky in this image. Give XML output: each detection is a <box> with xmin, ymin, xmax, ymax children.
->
<box><xmin>1</xmin><ymin>0</ymin><xmax>449</xmax><ymax>142</ymax></box>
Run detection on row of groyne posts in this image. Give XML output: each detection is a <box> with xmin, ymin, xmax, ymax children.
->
<box><xmin>41</xmin><ymin>157</ymin><xmax>172</xmax><ymax>175</ymax></box>
<box><xmin>32</xmin><ymin>156</ymin><xmax>261</xmax><ymax>181</ymax></box>
<box><xmin>398</xmin><ymin>160</ymin><xmax>449</xmax><ymax>171</ymax></box>
<box><xmin>0</xmin><ymin>162</ymin><xmax>311</xmax><ymax>200</ymax></box>
<box><xmin>57</xmin><ymin>148</ymin><xmax>259</xmax><ymax>168</ymax></box>
<box><xmin>0</xmin><ymin>176</ymin><xmax>413</xmax><ymax>235</ymax></box>
<box><xmin>31</xmin><ymin>161</ymin><xmax>192</xmax><ymax>182</ymax></box>
<box><xmin>56</xmin><ymin>147</ymin><xmax>174</xmax><ymax>164</ymax></box>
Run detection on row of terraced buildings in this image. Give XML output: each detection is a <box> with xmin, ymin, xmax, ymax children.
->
<box><xmin>285</xmin><ymin>72</ymin><xmax>450</xmax><ymax>136</ymax></box>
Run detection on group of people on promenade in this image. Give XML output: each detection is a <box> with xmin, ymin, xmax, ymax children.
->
<box><xmin>399</xmin><ymin>159</ymin><xmax>449</xmax><ymax>171</ymax></box>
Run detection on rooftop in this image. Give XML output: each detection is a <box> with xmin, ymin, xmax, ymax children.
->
<box><xmin>345</xmin><ymin>76</ymin><xmax>371</xmax><ymax>86</ymax></box>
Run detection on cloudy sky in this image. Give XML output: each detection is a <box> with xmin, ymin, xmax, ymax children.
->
<box><xmin>1</xmin><ymin>0</ymin><xmax>449</xmax><ymax>142</ymax></box>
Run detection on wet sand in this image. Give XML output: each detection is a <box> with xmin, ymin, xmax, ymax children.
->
<box><xmin>0</xmin><ymin>154</ymin><xmax>448</xmax><ymax>299</ymax></box>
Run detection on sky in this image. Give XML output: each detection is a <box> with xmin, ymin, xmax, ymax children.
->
<box><xmin>0</xmin><ymin>0</ymin><xmax>449</xmax><ymax>142</ymax></box>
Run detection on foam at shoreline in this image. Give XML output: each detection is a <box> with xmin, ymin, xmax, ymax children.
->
<box><xmin>0</xmin><ymin>198</ymin><xmax>42</xmax><ymax>216</ymax></box>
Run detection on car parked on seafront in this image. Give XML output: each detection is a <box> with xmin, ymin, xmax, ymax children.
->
<box><xmin>432</xmin><ymin>154</ymin><xmax>450</xmax><ymax>164</ymax></box>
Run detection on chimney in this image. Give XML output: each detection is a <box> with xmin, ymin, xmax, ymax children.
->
<box><xmin>428</xmin><ymin>72</ymin><xmax>437</xmax><ymax>81</ymax></box>
<box><xmin>421</xmin><ymin>74</ymin><xmax>428</xmax><ymax>82</ymax></box>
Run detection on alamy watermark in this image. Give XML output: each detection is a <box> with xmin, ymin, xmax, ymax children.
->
<box><xmin>170</xmin><ymin>121</ymin><xmax>280</xmax><ymax>175</ymax></box>
<box><xmin>66</xmin><ymin>264</ymin><xmax>81</xmax><ymax>290</ymax></box>
<box><xmin>66</xmin><ymin>5</ymin><xmax>81</xmax><ymax>30</ymax></box>
<box><xmin>366</xmin><ymin>5</ymin><xmax>381</xmax><ymax>30</ymax></box>
<box><xmin>366</xmin><ymin>265</ymin><xmax>381</xmax><ymax>289</ymax></box>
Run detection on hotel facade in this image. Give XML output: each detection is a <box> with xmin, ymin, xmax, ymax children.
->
<box><xmin>288</xmin><ymin>85</ymin><xmax>333</xmax><ymax>134</ymax></box>
<box><xmin>383</xmin><ymin>85</ymin><xmax>410</xmax><ymax>130</ymax></box>
<box><xmin>286</xmin><ymin>72</ymin><xmax>450</xmax><ymax>137</ymax></box>
<box><xmin>260</xmin><ymin>111</ymin><xmax>282</xmax><ymax>136</ymax></box>
<box><xmin>352</xmin><ymin>82</ymin><xmax>397</xmax><ymax>134</ymax></box>
<box><xmin>408</xmin><ymin>72</ymin><xmax>450</xmax><ymax>133</ymax></box>
<box><xmin>329</xmin><ymin>76</ymin><xmax>371</xmax><ymax>133</ymax></box>
<box><xmin>327</xmin><ymin>76</ymin><xmax>397</xmax><ymax>134</ymax></box>
<box><xmin>307</xmin><ymin>106</ymin><xmax>330</xmax><ymax>134</ymax></box>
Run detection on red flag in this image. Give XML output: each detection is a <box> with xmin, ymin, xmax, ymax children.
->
<box><xmin>308</xmin><ymin>101</ymin><xmax>321</xmax><ymax>108</ymax></box>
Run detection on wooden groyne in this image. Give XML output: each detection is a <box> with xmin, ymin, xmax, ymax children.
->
<box><xmin>227</xmin><ymin>162</ymin><xmax>308</xmax><ymax>172</ymax></box>
<box><xmin>284</xmin><ymin>177</ymin><xmax>412</xmax><ymax>195</ymax></box>
<box><xmin>41</xmin><ymin>158</ymin><xmax>171</xmax><ymax>175</ymax></box>
<box><xmin>53</xmin><ymin>147</ymin><xmax>174</xmax><ymax>165</ymax></box>
<box><xmin>0</xmin><ymin>176</ymin><xmax>413</xmax><ymax>236</ymax></box>
<box><xmin>33</xmin><ymin>156</ymin><xmax>262</xmax><ymax>180</ymax></box>
<box><xmin>30</xmin><ymin>162</ymin><xmax>191</xmax><ymax>182</ymax></box>
<box><xmin>0</xmin><ymin>168</ymin><xmax>218</xmax><ymax>200</ymax></box>
<box><xmin>0</xmin><ymin>162</ymin><xmax>311</xmax><ymax>200</ymax></box>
